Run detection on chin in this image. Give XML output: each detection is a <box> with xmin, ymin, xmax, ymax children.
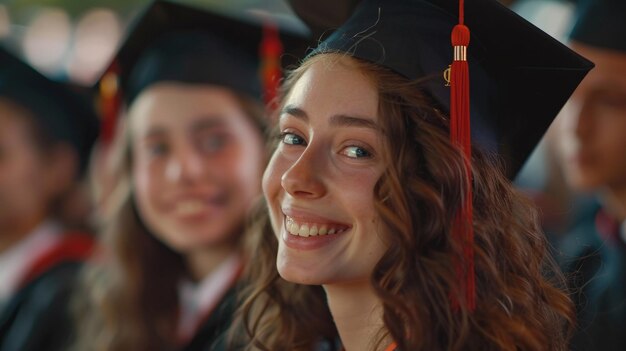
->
<box><xmin>276</xmin><ymin>257</ymin><xmax>328</xmax><ymax>285</ymax></box>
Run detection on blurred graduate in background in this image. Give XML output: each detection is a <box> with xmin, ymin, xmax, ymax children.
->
<box><xmin>553</xmin><ymin>0</ymin><xmax>626</xmax><ymax>349</ymax></box>
<box><xmin>0</xmin><ymin>46</ymin><xmax>99</xmax><ymax>351</ymax></box>
<box><xmin>72</xmin><ymin>1</ymin><xmax>309</xmax><ymax>350</ymax></box>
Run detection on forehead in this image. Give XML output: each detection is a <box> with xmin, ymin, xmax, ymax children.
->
<box><xmin>572</xmin><ymin>42</ymin><xmax>626</xmax><ymax>90</ymax></box>
<box><xmin>128</xmin><ymin>82</ymin><xmax>246</xmax><ymax>135</ymax></box>
<box><xmin>285</xmin><ymin>56</ymin><xmax>379</xmax><ymax>120</ymax></box>
<box><xmin>0</xmin><ymin>98</ymin><xmax>36</xmax><ymax>133</ymax></box>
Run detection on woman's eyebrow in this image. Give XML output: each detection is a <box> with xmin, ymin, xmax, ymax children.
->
<box><xmin>190</xmin><ymin>116</ymin><xmax>226</xmax><ymax>131</ymax></box>
<box><xmin>280</xmin><ymin>105</ymin><xmax>308</xmax><ymax>121</ymax></box>
<box><xmin>281</xmin><ymin>104</ymin><xmax>379</xmax><ymax>130</ymax></box>
<box><xmin>329</xmin><ymin>114</ymin><xmax>379</xmax><ymax>130</ymax></box>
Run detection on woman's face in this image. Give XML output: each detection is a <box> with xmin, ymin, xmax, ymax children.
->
<box><xmin>0</xmin><ymin>100</ymin><xmax>52</xmax><ymax>236</ymax></box>
<box><xmin>130</xmin><ymin>83</ymin><xmax>264</xmax><ymax>254</ymax></box>
<box><xmin>263</xmin><ymin>57</ymin><xmax>388</xmax><ymax>286</ymax></box>
<box><xmin>556</xmin><ymin>43</ymin><xmax>626</xmax><ymax>191</ymax></box>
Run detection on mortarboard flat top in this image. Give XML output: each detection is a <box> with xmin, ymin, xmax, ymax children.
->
<box><xmin>291</xmin><ymin>0</ymin><xmax>593</xmax><ymax>178</ymax></box>
<box><xmin>109</xmin><ymin>0</ymin><xmax>311</xmax><ymax>105</ymax></box>
<box><xmin>570</xmin><ymin>0</ymin><xmax>626</xmax><ymax>52</ymax></box>
<box><xmin>0</xmin><ymin>46</ymin><xmax>99</xmax><ymax>174</ymax></box>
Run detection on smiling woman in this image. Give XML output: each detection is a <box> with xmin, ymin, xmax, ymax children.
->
<box><xmin>233</xmin><ymin>0</ymin><xmax>594</xmax><ymax>350</ymax></box>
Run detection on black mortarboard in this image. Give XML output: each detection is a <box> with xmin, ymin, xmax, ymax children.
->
<box><xmin>106</xmin><ymin>0</ymin><xmax>310</xmax><ymax>106</ymax></box>
<box><xmin>570</xmin><ymin>0</ymin><xmax>626</xmax><ymax>52</ymax></box>
<box><xmin>286</xmin><ymin>0</ymin><xmax>361</xmax><ymax>39</ymax></box>
<box><xmin>293</xmin><ymin>0</ymin><xmax>593</xmax><ymax>178</ymax></box>
<box><xmin>0</xmin><ymin>46</ymin><xmax>99</xmax><ymax>175</ymax></box>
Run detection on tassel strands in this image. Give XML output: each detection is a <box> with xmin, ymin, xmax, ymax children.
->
<box><xmin>99</xmin><ymin>61</ymin><xmax>121</xmax><ymax>146</ymax></box>
<box><xmin>449</xmin><ymin>0</ymin><xmax>475</xmax><ymax>311</ymax></box>
<box><xmin>259</xmin><ymin>22</ymin><xmax>283</xmax><ymax>112</ymax></box>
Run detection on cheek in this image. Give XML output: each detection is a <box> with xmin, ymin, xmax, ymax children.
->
<box><xmin>131</xmin><ymin>161</ymin><xmax>160</xmax><ymax>213</ymax></box>
<box><xmin>599</xmin><ymin>118</ymin><xmax>626</xmax><ymax>150</ymax></box>
<box><xmin>339</xmin><ymin>169</ymin><xmax>381</xmax><ymax>215</ymax></box>
<box><xmin>262</xmin><ymin>152</ymin><xmax>286</xmax><ymax>202</ymax></box>
<box><xmin>232</xmin><ymin>141</ymin><xmax>265</xmax><ymax>194</ymax></box>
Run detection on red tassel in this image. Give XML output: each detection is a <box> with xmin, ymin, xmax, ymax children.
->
<box><xmin>450</xmin><ymin>0</ymin><xmax>475</xmax><ymax>311</ymax></box>
<box><xmin>259</xmin><ymin>22</ymin><xmax>283</xmax><ymax>112</ymax></box>
<box><xmin>99</xmin><ymin>61</ymin><xmax>121</xmax><ymax>146</ymax></box>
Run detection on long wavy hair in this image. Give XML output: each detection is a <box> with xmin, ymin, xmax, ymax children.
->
<box><xmin>72</xmin><ymin>92</ymin><xmax>266</xmax><ymax>351</ymax></box>
<box><xmin>234</xmin><ymin>53</ymin><xmax>574</xmax><ymax>351</ymax></box>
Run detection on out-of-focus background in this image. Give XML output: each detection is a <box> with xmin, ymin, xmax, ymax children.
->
<box><xmin>0</xmin><ymin>0</ymin><xmax>574</xmax><ymax>86</ymax></box>
<box><xmin>0</xmin><ymin>0</ymin><xmax>301</xmax><ymax>85</ymax></box>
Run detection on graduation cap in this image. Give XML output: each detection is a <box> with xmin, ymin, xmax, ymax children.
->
<box><xmin>286</xmin><ymin>0</ymin><xmax>361</xmax><ymax>39</ymax></box>
<box><xmin>569</xmin><ymin>0</ymin><xmax>626</xmax><ymax>52</ymax></box>
<box><xmin>101</xmin><ymin>0</ymin><xmax>310</xmax><ymax>114</ymax></box>
<box><xmin>0</xmin><ymin>46</ymin><xmax>99</xmax><ymax>175</ymax></box>
<box><xmin>289</xmin><ymin>0</ymin><xmax>593</xmax><ymax>311</ymax></box>
<box><xmin>301</xmin><ymin>0</ymin><xmax>593</xmax><ymax>177</ymax></box>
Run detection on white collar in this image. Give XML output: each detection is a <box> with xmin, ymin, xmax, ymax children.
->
<box><xmin>177</xmin><ymin>252</ymin><xmax>241</xmax><ymax>340</ymax></box>
<box><xmin>0</xmin><ymin>221</ymin><xmax>62</xmax><ymax>303</ymax></box>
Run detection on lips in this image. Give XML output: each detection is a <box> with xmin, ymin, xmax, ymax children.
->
<box><xmin>169</xmin><ymin>193</ymin><xmax>229</xmax><ymax>217</ymax></box>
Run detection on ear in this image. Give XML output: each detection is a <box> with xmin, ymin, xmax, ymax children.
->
<box><xmin>42</xmin><ymin>142</ymin><xmax>79</xmax><ymax>198</ymax></box>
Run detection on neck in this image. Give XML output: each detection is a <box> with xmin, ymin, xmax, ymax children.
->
<box><xmin>600</xmin><ymin>185</ymin><xmax>626</xmax><ymax>221</ymax></box>
<box><xmin>0</xmin><ymin>215</ymin><xmax>47</xmax><ymax>254</ymax></box>
<box><xmin>324</xmin><ymin>281</ymin><xmax>390</xmax><ymax>351</ymax></box>
<box><xmin>185</xmin><ymin>241</ymin><xmax>238</xmax><ymax>281</ymax></box>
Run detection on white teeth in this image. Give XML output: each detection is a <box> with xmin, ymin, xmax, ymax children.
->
<box><xmin>299</xmin><ymin>224</ymin><xmax>310</xmax><ymax>237</ymax></box>
<box><xmin>176</xmin><ymin>201</ymin><xmax>205</xmax><ymax>215</ymax></box>
<box><xmin>288</xmin><ymin>221</ymin><xmax>299</xmax><ymax>235</ymax></box>
<box><xmin>285</xmin><ymin>216</ymin><xmax>348</xmax><ymax>237</ymax></box>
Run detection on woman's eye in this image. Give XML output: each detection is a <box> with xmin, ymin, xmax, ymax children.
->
<box><xmin>342</xmin><ymin>145</ymin><xmax>372</xmax><ymax>159</ymax></box>
<box><xmin>148</xmin><ymin>143</ymin><xmax>169</xmax><ymax>156</ymax></box>
<box><xmin>199</xmin><ymin>135</ymin><xmax>227</xmax><ymax>153</ymax></box>
<box><xmin>281</xmin><ymin>132</ymin><xmax>306</xmax><ymax>146</ymax></box>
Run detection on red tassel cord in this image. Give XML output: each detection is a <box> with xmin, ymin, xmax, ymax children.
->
<box><xmin>259</xmin><ymin>22</ymin><xmax>283</xmax><ymax>112</ymax></box>
<box><xmin>449</xmin><ymin>0</ymin><xmax>475</xmax><ymax>311</ymax></box>
<box><xmin>99</xmin><ymin>61</ymin><xmax>121</xmax><ymax>146</ymax></box>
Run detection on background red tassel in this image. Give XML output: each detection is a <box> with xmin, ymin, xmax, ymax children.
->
<box><xmin>260</xmin><ymin>22</ymin><xmax>283</xmax><ymax>112</ymax></box>
<box><xmin>99</xmin><ymin>61</ymin><xmax>121</xmax><ymax>146</ymax></box>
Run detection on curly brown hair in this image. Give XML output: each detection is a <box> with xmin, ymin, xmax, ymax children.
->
<box><xmin>72</xmin><ymin>92</ymin><xmax>266</xmax><ymax>351</ymax></box>
<box><xmin>234</xmin><ymin>53</ymin><xmax>574</xmax><ymax>351</ymax></box>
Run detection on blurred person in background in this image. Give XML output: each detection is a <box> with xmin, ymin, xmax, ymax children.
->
<box><xmin>554</xmin><ymin>0</ymin><xmax>626</xmax><ymax>349</ymax></box>
<box><xmin>72</xmin><ymin>1</ymin><xmax>308</xmax><ymax>350</ymax></box>
<box><xmin>0</xmin><ymin>46</ymin><xmax>99</xmax><ymax>351</ymax></box>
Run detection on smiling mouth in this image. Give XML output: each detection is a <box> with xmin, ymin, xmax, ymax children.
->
<box><xmin>173</xmin><ymin>195</ymin><xmax>228</xmax><ymax>216</ymax></box>
<box><xmin>285</xmin><ymin>216</ymin><xmax>350</xmax><ymax>237</ymax></box>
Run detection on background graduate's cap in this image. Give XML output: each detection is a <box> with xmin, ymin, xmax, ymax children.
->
<box><xmin>0</xmin><ymin>46</ymin><xmax>99</xmax><ymax>175</ymax></box>
<box><xmin>97</xmin><ymin>0</ymin><xmax>310</xmax><ymax>143</ymax></box>
<box><xmin>290</xmin><ymin>0</ymin><xmax>593</xmax><ymax>311</ymax></box>
<box><xmin>569</xmin><ymin>0</ymin><xmax>626</xmax><ymax>52</ymax></box>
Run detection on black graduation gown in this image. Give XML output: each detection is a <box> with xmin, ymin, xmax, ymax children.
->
<box><xmin>181</xmin><ymin>285</ymin><xmax>239</xmax><ymax>351</ymax></box>
<box><xmin>557</xmin><ymin>205</ymin><xmax>626</xmax><ymax>351</ymax></box>
<box><xmin>0</xmin><ymin>233</ymin><xmax>94</xmax><ymax>351</ymax></box>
